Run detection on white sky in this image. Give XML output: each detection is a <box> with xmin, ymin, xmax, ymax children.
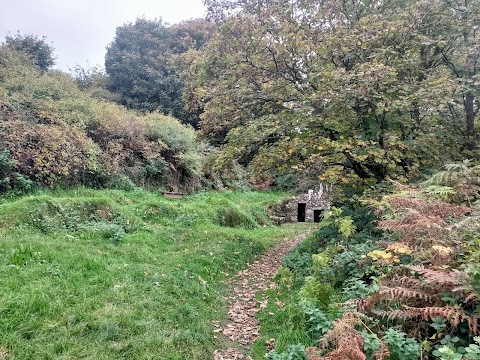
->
<box><xmin>0</xmin><ymin>0</ymin><xmax>206</xmax><ymax>71</ymax></box>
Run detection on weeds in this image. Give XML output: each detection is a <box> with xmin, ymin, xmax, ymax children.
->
<box><xmin>7</xmin><ymin>243</ymin><xmax>35</xmax><ymax>267</ymax></box>
<box><xmin>255</xmin><ymin>171</ymin><xmax>480</xmax><ymax>360</ymax></box>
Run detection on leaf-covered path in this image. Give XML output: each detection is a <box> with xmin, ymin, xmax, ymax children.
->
<box><xmin>213</xmin><ymin>232</ymin><xmax>310</xmax><ymax>359</ymax></box>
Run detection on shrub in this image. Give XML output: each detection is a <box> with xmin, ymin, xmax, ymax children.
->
<box><xmin>0</xmin><ymin>150</ymin><xmax>32</xmax><ymax>194</ymax></box>
<box><xmin>0</xmin><ymin>45</ymin><xmax>203</xmax><ymax>191</ymax></box>
<box><xmin>299</xmin><ymin>277</ymin><xmax>334</xmax><ymax>310</ymax></box>
<box><xmin>0</xmin><ymin>120</ymin><xmax>99</xmax><ymax>187</ymax></box>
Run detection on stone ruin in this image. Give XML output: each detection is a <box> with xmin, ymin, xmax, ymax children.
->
<box><xmin>268</xmin><ymin>184</ymin><xmax>332</xmax><ymax>224</ymax></box>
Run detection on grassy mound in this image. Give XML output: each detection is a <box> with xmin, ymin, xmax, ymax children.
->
<box><xmin>0</xmin><ymin>189</ymin><xmax>302</xmax><ymax>359</ymax></box>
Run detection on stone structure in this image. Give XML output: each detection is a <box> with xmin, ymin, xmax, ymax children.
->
<box><xmin>268</xmin><ymin>184</ymin><xmax>331</xmax><ymax>224</ymax></box>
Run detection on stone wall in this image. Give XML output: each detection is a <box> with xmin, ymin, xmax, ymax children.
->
<box><xmin>268</xmin><ymin>185</ymin><xmax>331</xmax><ymax>224</ymax></box>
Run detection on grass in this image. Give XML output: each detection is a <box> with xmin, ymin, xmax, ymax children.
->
<box><xmin>251</xmin><ymin>274</ymin><xmax>315</xmax><ymax>359</ymax></box>
<box><xmin>0</xmin><ymin>189</ymin><xmax>305</xmax><ymax>359</ymax></box>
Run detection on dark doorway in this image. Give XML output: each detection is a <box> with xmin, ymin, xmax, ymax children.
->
<box><xmin>297</xmin><ymin>203</ymin><xmax>306</xmax><ymax>222</ymax></box>
<box><xmin>313</xmin><ymin>209</ymin><xmax>323</xmax><ymax>223</ymax></box>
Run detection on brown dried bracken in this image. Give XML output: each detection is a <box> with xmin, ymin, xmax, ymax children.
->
<box><xmin>352</xmin><ymin>184</ymin><xmax>479</xmax><ymax>342</ymax></box>
<box><xmin>373</xmin><ymin>305</ymin><xmax>479</xmax><ymax>335</ymax></box>
<box><xmin>306</xmin><ymin>313</ymin><xmax>367</xmax><ymax>360</ymax></box>
<box><xmin>372</xmin><ymin>343</ymin><xmax>390</xmax><ymax>360</ymax></box>
<box><xmin>409</xmin><ymin>266</ymin><xmax>466</xmax><ymax>287</ymax></box>
<box><xmin>382</xmin><ymin>196</ymin><xmax>471</xmax><ymax>218</ymax></box>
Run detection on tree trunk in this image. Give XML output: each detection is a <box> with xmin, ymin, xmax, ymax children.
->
<box><xmin>465</xmin><ymin>91</ymin><xmax>476</xmax><ymax>150</ymax></box>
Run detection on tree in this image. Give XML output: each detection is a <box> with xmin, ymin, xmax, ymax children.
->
<box><xmin>185</xmin><ymin>0</ymin><xmax>473</xmax><ymax>186</ymax></box>
<box><xmin>105</xmin><ymin>18</ymin><xmax>216</xmax><ymax>126</ymax></box>
<box><xmin>422</xmin><ymin>0</ymin><xmax>480</xmax><ymax>151</ymax></box>
<box><xmin>4</xmin><ymin>32</ymin><xmax>55</xmax><ymax>71</ymax></box>
<box><xmin>69</xmin><ymin>64</ymin><xmax>121</xmax><ymax>103</ymax></box>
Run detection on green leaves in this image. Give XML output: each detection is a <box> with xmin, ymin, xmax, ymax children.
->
<box><xmin>186</xmin><ymin>0</ymin><xmax>478</xmax><ymax>187</ymax></box>
<box><xmin>4</xmin><ymin>32</ymin><xmax>55</xmax><ymax>72</ymax></box>
<box><xmin>187</xmin><ymin>0</ymin><xmax>468</xmax><ymax>184</ymax></box>
<box><xmin>105</xmin><ymin>18</ymin><xmax>216</xmax><ymax>126</ymax></box>
<box><xmin>320</xmin><ymin>207</ymin><xmax>357</xmax><ymax>239</ymax></box>
<box><xmin>0</xmin><ymin>46</ymin><xmax>202</xmax><ymax>191</ymax></box>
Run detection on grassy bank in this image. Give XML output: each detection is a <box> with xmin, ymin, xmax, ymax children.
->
<box><xmin>0</xmin><ymin>189</ymin><xmax>303</xmax><ymax>359</ymax></box>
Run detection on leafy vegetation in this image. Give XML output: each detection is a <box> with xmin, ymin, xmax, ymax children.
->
<box><xmin>0</xmin><ymin>1</ymin><xmax>479</xmax><ymax>359</ymax></box>
<box><xmin>0</xmin><ymin>47</ymin><xmax>201</xmax><ymax>192</ymax></box>
<box><xmin>4</xmin><ymin>32</ymin><xmax>56</xmax><ymax>72</ymax></box>
<box><xmin>255</xmin><ymin>165</ymin><xmax>480</xmax><ymax>359</ymax></box>
<box><xmin>105</xmin><ymin>18</ymin><xmax>216</xmax><ymax>126</ymax></box>
<box><xmin>185</xmin><ymin>0</ymin><xmax>479</xmax><ymax>188</ymax></box>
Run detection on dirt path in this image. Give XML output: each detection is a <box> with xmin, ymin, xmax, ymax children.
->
<box><xmin>213</xmin><ymin>232</ymin><xmax>310</xmax><ymax>360</ymax></box>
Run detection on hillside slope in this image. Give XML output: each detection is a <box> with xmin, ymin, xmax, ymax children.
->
<box><xmin>0</xmin><ymin>189</ymin><xmax>304</xmax><ymax>359</ymax></box>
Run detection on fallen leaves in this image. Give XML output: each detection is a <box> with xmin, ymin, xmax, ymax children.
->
<box><xmin>213</xmin><ymin>233</ymin><xmax>309</xmax><ymax>359</ymax></box>
<box><xmin>0</xmin><ymin>348</ymin><xmax>8</xmax><ymax>360</ymax></box>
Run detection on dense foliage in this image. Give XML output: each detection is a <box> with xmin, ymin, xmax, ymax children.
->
<box><xmin>0</xmin><ymin>3</ymin><xmax>479</xmax><ymax>358</ymax></box>
<box><xmin>105</xmin><ymin>18</ymin><xmax>216</xmax><ymax>126</ymax></box>
<box><xmin>258</xmin><ymin>164</ymin><xmax>480</xmax><ymax>359</ymax></box>
<box><xmin>0</xmin><ymin>47</ymin><xmax>201</xmax><ymax>192</ymax></box>
<box><xmin>185</xmin><ymin>0</ymin><xmax>479</xmax><ymax>188</ymax></box>
<box><xmin>3</xmin><ymin>32</ymin><xmax>56</xmax><ymax>72</ymax></box>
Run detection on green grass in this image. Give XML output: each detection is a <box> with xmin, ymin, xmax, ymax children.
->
<box><xmin>0</xmin><ymin>189</ymin><xmax>304</xmax><ymax>359</ymax></box>
<box><xmin>251</xmin><ymin>276</ymin><xmax>314</xmax><ymax>359</ymax></box>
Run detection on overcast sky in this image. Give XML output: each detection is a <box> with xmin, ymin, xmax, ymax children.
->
<box><xmin>0</xmin><ymin>0</ymin><xmax>206</xmax><ymax>71</ymax></box>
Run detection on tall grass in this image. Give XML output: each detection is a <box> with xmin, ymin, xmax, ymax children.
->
<box><xmin>0</xmin><ymin>189</ymin><xmax>302</xmax><ymax>359</ymax></box>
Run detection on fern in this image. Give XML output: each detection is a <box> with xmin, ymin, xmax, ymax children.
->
<box><xmin>424</xmin><ymin>185</ymin><xmax>456</xmax><ymax>200</ymax></box>
<box><xmin>379</xmin><ymin>286</ymin><xmax>438</xmax><ymax>302</ymax></box>
<box><xmin>338</xmin><ymin>217</ymin><xmax>356</xmax><ymax>239</ymax></box>
<box><xmin>409</xmin><ymin>266</ymin><xmax>466</xmax><ymax>288</ymax></box>
<box><xmin>320</xmin><ymin>207</ymin><xmax>357</xmax><ymax>239</ymax></box>
<box><xmin>353</xmin><ymin>286</ymin><xmax>438</xmax><ymax>312</ymax></box>
<box><xmin>374</xmin><ymin>306</ymin><xmax>479</xmax><ymax>335</ymax></box>
<box><xmin>424</xmin><ymin>160</ymin><xmax>480</xmax><ymax>187</ymax></box>
<box><xmin>423</xmin><ymin>160</ymin><xmax>480</xmax><ymax>202</ymax></box>
<box><xmin>306</xmin><ymin>313</ymin><xmax>366</xmax><ymax>360</ymax></box>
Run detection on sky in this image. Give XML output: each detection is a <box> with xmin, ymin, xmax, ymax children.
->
<box><xmin>0</xmin><ymin>0</ymin><xmax>206</xmax><ymax>71</ymax></box>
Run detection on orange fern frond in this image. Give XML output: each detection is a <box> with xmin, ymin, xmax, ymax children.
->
<box><xmin>409</xmin><ymin>266</ymin><xmax>465</xmax><ymax>287</ymax></box>
<box><xmin>385</xmin><ymin>196</ymin><xmax>470</xmax><ymax>218</ymax></box>
<box><xmin>306</xmin><ymin>313</ymin><xmax>366</xmax><ymax>359</ymax></box>
<box><xmin>465</xmin><ymin>293</ymin><xmax>478</xmax><ymax>303</ymax></box>
<box><xmin>374</xmin><ymin>305</ymin><xmax>479</xmax><ymax>335</ymax></box>
<box><xmin>372</xmin><ymin>343</ymin><xmax>390</xmax><ymax>360</ymax></box>
<box><xmin>387</xmin><ymin>276</ymin><xmax>423</xmax><ymax>289</ymax></box>
<box><xmin>354</xmin><ymin>285</ymin><xmax>438</xmax><ymax>312</ymax></box>
<box><xmin>379</xmin><ymin>212</ymin><xmax>448</xmax><ymax>233</ymax></box>
<box><xmin>353</xmin><ymin>294</ymin><xmax>379</xmax><ymax>312</ymax></box>
<box><xmin>378</xmin><ymin>286</ymin><xmax>439</xmax><ymax>303</ymax></box>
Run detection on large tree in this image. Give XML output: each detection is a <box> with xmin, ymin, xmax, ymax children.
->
<box><xmin>185</xmin><ymin>0</ymin><xmax>476</xmax><ymax>186</ymax></box>
<box><xmin>423</xmin><ymin>0</ymin><xmax>480</xmax><ymax>151</ymax></box>
<box><xmin>105</xmin><ymin>18</ymin><xmax>215</xmax><ymax>126</ymax></box>
<box><xmin>4</xmin><ymin>32</ymin><xmax>55</xmax><ymax>72</ymax></box>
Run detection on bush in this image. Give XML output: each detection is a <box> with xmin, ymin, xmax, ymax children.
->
<box><xmin>0</xmin><ymin>45</ymin><xmax>203</xmax><ymax>191</ymax></box>
<box><xmin>0</xmin><ymin>120</ymin><xmax>99</xmax><ymax>187</ymax></box>
<box><xmin>0</xmin><ymin>150</ymin><xmax>32</xmax><ymax>194</ymax></box>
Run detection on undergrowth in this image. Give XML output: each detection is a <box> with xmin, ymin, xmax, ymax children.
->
<box><xmin>255</xmin><ymin>161</ymin><xmax>480</xmax><ymax>360</ymax></box>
